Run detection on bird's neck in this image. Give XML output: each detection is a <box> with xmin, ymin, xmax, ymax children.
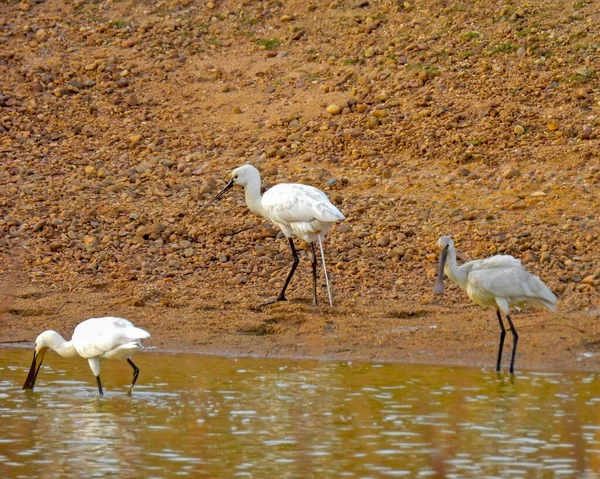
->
<box><xmin>47</xmin><ymin>333</ymin><xmax>78</xmax><ymax>358</ymax></box>
<box><xmin>445</xmin><ymin>247</ymin><xmax>469</xmax><ymax>289</ymax></box>
<box><xmin>244</xmin><ymin>182</ymin><xmax>267</xmax><ymax>217</ymax></box>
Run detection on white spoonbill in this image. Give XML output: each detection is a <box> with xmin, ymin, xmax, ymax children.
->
<box><xmin>203</xmin><ymin>164</ymin><xmax>345</xmax><ymax>306</ymax></box>
<box><xmin>433</xmin><ymin>236</ymin><xmax>557</xmax><ymax>374</ymax></box>
<box><xmin>23</xmin><ymin>316</ymin><xmax>151</xmax><ymax>396</ymax></box>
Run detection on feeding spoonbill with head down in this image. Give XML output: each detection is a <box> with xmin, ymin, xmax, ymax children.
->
<box><xmin>23</xmin><ymin>316</ymin><xmax>150</xmax><ymax>396</ymax></box>
<box><xmin>202</xmin><ymin>164</ymin><xmax>345</xmax><ymax>306</ymax></box>
<box><xmin>434</xmin><ymin>236</ymin><xmax>557</xmax><ymax>374</ymax></box>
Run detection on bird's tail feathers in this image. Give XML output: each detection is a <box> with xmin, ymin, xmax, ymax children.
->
<box><xmin>315</xmin><ymin>203</ymin><xmax>345</xmax><ymax>222</ymax></box>
<box><xmin>125</xmin><ymin>327</ymin><xmax>151</xmax><ymax>340</ymax></box>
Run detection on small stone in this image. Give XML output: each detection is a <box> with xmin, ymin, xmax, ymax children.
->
<box><xmin>580</xmin><ymin>125</ymin><xmax>592</xmax><ymax>140</ymax></box>
<box><xmin>503</xmin><ymin>167</ymin><xmax>520</xmax><ymax>179</ymax></box>
<box><xmin>391</xmin><ymin>248</ymin><xmax>405</xmax><ymax>259</ymax></box>
<box><xmin>513</xmin><ymin>125</ymin><xmax>524</xmax><ymax>135</ymax></box>
<box><xmin>129</xmin><ymin>134</ymin><xmax>143</xmax><ymax>146</ymax></box>
<box><xmin>32</xmin><ymin>220</ymin><xmax>47</xmax><ymax>232</ymax></box>
<box><xmin>124</xmin><ymin>93</ymin><xmax>139</xmax><ymax>106</ymax></box>
<box><xmin>280</xmin><ymin>14</ymin><xmax>293</xmax><ymax>21</ymax></box>
<box><xmin>147</xmin><ymin>223</ymin><xmax>167</xmax><ymax>234</ymax></box>
<box><xmin>522</xmin><ymin>251</ymin><xmax>537</xmax><ymax>263</ymax></box>
<box><xmin>49</xmin><ymin>242</ymin><xmax>62</xmax><ymax>252</ymax></box>
<box><xmin>84</xmin><ymin>236</ymin><xmax>99</xmax><ymax>253</ymax></box>
<box><xmin>199</xmin><ymin>183</ymin><xmax>215</xmax><ymax>194</ymax></box>
<box><xmin>364</xmin><ymin>46</ymin><xmax>375</xmax><ymax>58</ymax></box>
<box><xmin>510</xmin><ymin>200</ymin><xmax>527</xmax><ymax>210</ymax></box>
<box><xmin>35</xmin><ymin>29</ymin><xmax>48</xmax><ymax>42</ymax></box>
<box><xmin>582</xmin><ymin>275</ymin><xmax>595</xmax><ymax>285</ymax></box>
<box><xmin>121</xmin><ymin>38</ymin><xmax>137</xmax><ymax>48</ymax></box>
<box><xmin>540</xmin><ymin>251</ymin><xmax>551</xmax><ymax>263</ymax></box>
<box><xmin>183</xmin><ymin>248</ymin><xmax>195</xmax><ymax>258</ymax></box>
<box><xmin>84</xmin><ymin>165</ymin><xmax>96</xmax><ymax>176</ymax></box>
<box><xmin>547</xmin><ymin>119</ymin><xmax>560</xmax><ymax>131</ymax></box>
<box><xmin>364</xmin><ymin>22</ymin><xmax>378</xmax><ymax>34</ymax></box>
<box><xmin>218</xmin><ymin>253</ymin><xmax>230</xmax><ymax>263</ymax></box>
<box><xmin>377</xmin><ymin>235</ymin><xmax>390</xmax><ymax>247</ymax></box>
<box><xmin>136</xmin><ymin>225</ymin><xmax>150</xmax><ymax>237</ymax></box>
<box><xmin>53</xmin><ymin>87</ymin><xmax>69</xmax><ymax>97</ymax></box>
<box><xmin>367</xmin><ymin>116</ymin><xmax>380</xmax><ymax>128</ymax></box>
<box><xmin>233</xmin><ymin>106</ymin><xmax>242</xmax><ymax>114</ymax></box>
<box><xmin>327</xmin><ymin>104</ymin><xmax>341</xmax><ymax>115</ymax></box>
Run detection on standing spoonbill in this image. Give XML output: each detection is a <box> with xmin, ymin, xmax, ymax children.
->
<box><xmin>202</xmin><ymin>164</ymin><xmax>345</xmax><ymax>306</ymax></box>
<box><xmin>23</xmin><ymin>316</ymin><xmax>150</xmax><ymax>396</ymax></box>
<box><xmin>433</xmin><ymin>236</ymin><xmax>557</xmax><ymax>374</ymax></box>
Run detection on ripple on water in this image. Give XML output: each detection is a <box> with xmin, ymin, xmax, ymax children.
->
<box><xmin>1</xmin><ymin>349</ymin><xmax>600</xmax><ymax>478</ymax></box>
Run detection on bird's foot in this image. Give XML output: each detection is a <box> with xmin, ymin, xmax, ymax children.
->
<box><xmin>261</xmin><ymin>296</ymin><xmax>287</xmax><ymax>307</ymax></box>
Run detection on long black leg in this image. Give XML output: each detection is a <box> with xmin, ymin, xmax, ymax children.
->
<box><xmin>311</xmin><ymin>242</ymin><xmax>318</xmax><ymax>307</ymax></box>
<box><xmin>496</xmin><ymin>310</ymin><xmax>506</xmax><ymax>372</ymax></box>
<box><xmin>96</xmin><ymin>375</ymin><xmax>104</xmax><ymax>396</ymax></box>
<box><xmin>264</xmin><ymin>238</ymin><xmax>299</xmax><ymax>305</ymax></box>
<box><xmin>127</xmin><ymin>358</ymin><xmax>140</xmax><ymax>396</ymax></box>
<box><xmin>505</xmin><ymin>314</ymin><xmax>519</xmax><ymax>374</ymax></box>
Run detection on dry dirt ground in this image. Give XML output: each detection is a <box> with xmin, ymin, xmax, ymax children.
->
<box><xmin>1</xmin><ymin>0</ymin><xmax>599</xmax><ymax>372</ymax></box>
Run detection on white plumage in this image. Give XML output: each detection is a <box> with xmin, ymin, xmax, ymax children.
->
<box><xmin>23</xmin><ymin>316</ymin><xmax>150</xmax><ymax>396</ymax></box>
<box><xmin>205</xmin><ymin>164</ymin><xmax>345</xmax><ymax>306</ymax></box>
<box><xmin>434</xmin><ymin>236</ymin><xmax>557</xmax><ymax>373</ymax></box>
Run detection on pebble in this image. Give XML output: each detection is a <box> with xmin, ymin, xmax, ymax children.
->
<box><xmin>129</xmin><ymin>134</ymin><xmax>143</xmax><ymax>146</ymax></box>
<box><xmin>124</xmin><ymin>93</ymin><xmax>139</xmax><ymax>106</ymax></box>
<box><xmin>513</xmin><ymin>125</ymin><xmax>524</xmax><ymax>135</ymax></box>
<box><xmin>327</xmin><ymin>104</ymin><xmax>341</xmax><ymax>115</ymax></box>
<box><xmin>502</xmin><ymin>168</ymin><xmax>520</xmax><ymax>179</ymax></box>
<box><xmin>580</xmin><ymin>125</ymin><xmax>592</xmax><ymax>140</ymax></box>
<box><xmin>510</xmin><ymin>200</ymin><xmax>527</xmax><ymax>210</ymax></box>
<box><xmin>522</xmin><ymin>251</ymin><xmax>537</xmax><ymax>263</ymax></box>
<box><xmin>377</xmin><ymin>235</ymin><xmax>390</xmax><ymax>247</ymax></box>
<box><xmin>547</xmin><ymin>119</ymin><xmax>560</xmax><ymax>131</ymax></box>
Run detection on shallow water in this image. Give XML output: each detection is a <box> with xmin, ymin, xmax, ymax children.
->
<box><xmin>1</xmin><ymin>348</ymin><xmax>599</xmax><ymax>478</ymax></box>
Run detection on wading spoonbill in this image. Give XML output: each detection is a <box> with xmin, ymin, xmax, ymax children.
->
<box><xmin>434</xmin><ymin>236</ymin><xmax>557</xmax><ymax>374</ymax></box>
<box><xmin>203</xmin><ymin>164</ymin><xmax>345</xmax><ymax>306</ymax></box>
<box><xmin>23</xmin><ymin>316</ymin><xmax>150</xmax><ymax>396</ymax></box>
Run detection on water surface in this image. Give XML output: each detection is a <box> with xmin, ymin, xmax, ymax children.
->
<box><xmin>1</xmin><ymin>348</ymin><xmax>599</xmax><ymax>478</ymax></box>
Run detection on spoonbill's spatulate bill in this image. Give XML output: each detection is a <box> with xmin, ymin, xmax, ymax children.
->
<box><xmin>434</xmin><ymin>236</ymin><xmax>557</xmax><ymax>374</ymax></box>
<box><xmin>203</xmin><ymin>164</ymin><xmax>345</xmax><ymax>306</ymax></box>
<box><xmin>23</xmin><ymin>316</ymin><xmax>151</xmax><ymax>396</ymax></box>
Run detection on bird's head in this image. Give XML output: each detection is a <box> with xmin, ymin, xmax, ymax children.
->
<box><xmin>437</xmin><ymin>235</ymin><xmax>454</xmax><ymax>251</ymax></box>
<box><xmin>22</xmin><ymin>330</ymin><xmax>54</xmax><ymax>391</ymax></box>
<box><xmin>434</xmin><ymin>236</ymin><xmax>454</xmax><ymax>295</ymax></box>
<box><xmin>198</xmin><ymin>164</ymin><xmax>262</xmax><ymax>215</ymax></box>
<box><xmin>230</xmin><ymin>164</ymin><xmax>260</xmax><ymax>188</ymax></box>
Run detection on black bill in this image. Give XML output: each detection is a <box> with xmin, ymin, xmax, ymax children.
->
<box><xmin>22</xmin><ymin>350</ymin><xmax>45</xmax><ymax>390</ymax></box>
<box><xmin>433</xmin><ymin>245</ymin><xmax>448</xmax><ymax>295</ymax></box>
<box><xmin>191</xmin><ymin>178</ymin><xmax>235</xmax><ymax>220</ymax></box>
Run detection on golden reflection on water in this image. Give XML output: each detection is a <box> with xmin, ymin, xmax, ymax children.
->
<box><xmin>0</xmin><ymin>348</ymin><xmax>599</xmax><ymax>478</ymax></box>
